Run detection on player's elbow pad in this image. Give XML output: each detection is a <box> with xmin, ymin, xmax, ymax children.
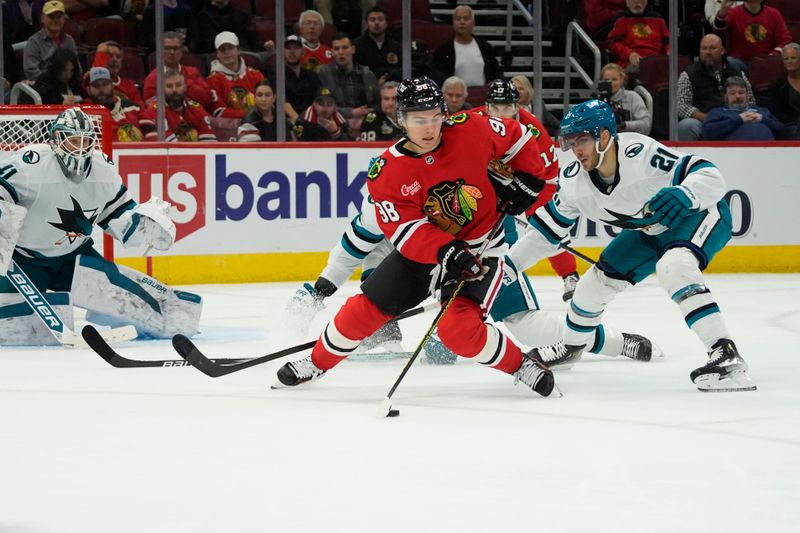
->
<box><xmin>107</xmin><ymin>197</ymin><xmax>176</xmax><ymax>251</ymax></box>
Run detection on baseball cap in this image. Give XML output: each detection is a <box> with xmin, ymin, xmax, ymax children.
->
<box><xmin>214</xmin><ymin>31</ymin><xmax>239</xmax><ymax>50</ymax></box>
<box><xmin>315</xmin><ymin>87</ymin><xmax>336</xmax><ymax>102</ymax></box>
<box><xmin>89</xmin><ymin>67</ymin><xmax>112</xmax><ymax>84</ymax></box>
<box><xmin>42</xmin><ymin>1</ymin><xmax>65</xmax><ymax>15</ymax></box>
<box><xmin>285</xmin><ymin>35</ymin><xmax>303</xmax><ymax>47</ymax></box>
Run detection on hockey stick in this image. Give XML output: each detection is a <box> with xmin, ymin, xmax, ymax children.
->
<box><xmin>5</xmin><ymin>259</ymin><xmax>137</xmax><ymax>348</ymax></box>
<box><xmin>377</xmin><ymin>215</ymin><xmax>508</xmax><ymax>418</ymax></box>
<box><xmin>170</xmin><ymin>301</ymin><xmax>439</xmax><ymax>377</ymax></box>
<box><xmin>558</xmin><ymin>243</ymin><xmax>597</xmax><ymax>266</ymax></box>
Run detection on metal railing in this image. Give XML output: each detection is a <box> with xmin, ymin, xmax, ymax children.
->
<box><xmin>562</xmin><ymin>21</ymin><xmax>601</xmax><ymax>113</ymax></box>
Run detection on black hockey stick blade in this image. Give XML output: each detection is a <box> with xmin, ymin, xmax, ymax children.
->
<box><xmin>172</xmin><ymin>335</ymin><xmax>316</xmax><ymax>377</ymax></box>
<box><xmin>171</xmin><ymin>302</ymin><xmax>438</xmax><ymax>378</ymax></box>
<box><xmin>81</xmin><ymin>325</ymin><xmax>249</xmax><ymax>368</ymax></box>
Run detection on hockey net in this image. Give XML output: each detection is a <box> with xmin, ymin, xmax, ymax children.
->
<box><xmin>0</xmin><ymin>104</ymin><xmax>112</xmax><ymax>156</ymax></box>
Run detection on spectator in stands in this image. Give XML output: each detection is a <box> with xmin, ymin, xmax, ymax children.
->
<box><xmin>713</xmin><ymin>0</ymin><xmax>792</xmax><ymax>66</ymax></box>
<box><xmin>582</xmin><ymin>0</ymin><xmax>627</xmax><ymax>40</ymax></box>
<box><xmin>353</xmin><ymin>6</ymin><xmax>401</xmax><ymax>83</ymax></box>
<box><xmin>207</xmin><ymin>31</ymin><xmax>264</xmax><ymax>118</ymax></box>
<box><xmin>238</xmin><ymin>80</ymin><xmax>296</xmax><ymax>142</ymax></box>
<box><xmin>89</xmin><ymin>40</ymin><xmax>145</xmax><ymax>108</ymax></box>
<box><xmin>607</xmin><ymin>0</ymin><xmax>669</xmax><ymax>72</ymax></box>
<box><xmin>411</xmin><ymin>40</ymin><xmax>446</xmax><ymax>87</ymax></box>
<box><xmin>293</xmin><ymin>86</ymin><xmax>351</xmax><ymax>141</ymax></box>
<box><xmin>23</xmin><ymin>1</ymin><xmax>78</xmax><ymax>81</ymax></box>
<box><xmin>284</xmin><ymin>34</ymin><xmax>323</xmax><ymax>123</ymax></box>
<box><xmin>299</xmin><ymin>9</ymin><xmax>333</xmax><ymax>72</ymax></box>
<box><xmin>143</xmin><ymin>31</ymin><xmax>212</xmax><ymax>110</ymax></box>
<box><xmin>706</xmin><ymin>0</ymin><xmax>743</xmax><ymax>28</ymax></box>
<box><xmin>141</xmin><ymin>69</ymin><xmax>218</xmax><ymax>141</ymax></box>
<box><xmin>318</xmin><ymin>33</ymin><xmax>379</xmax><ymax>120</ymax></box>
<box><xmin>511</xmin><ymin>74</ymin><xmax>560</xmax><ymax>136</ymax></box>
<box><xmin>3</xmin><ymin>0</ymin><xmax>47</xmax><ymax>45</ymax></box>
<box><xmin>84</xmin><ymin>66</ymin><xmax>145</xmax><ymax>142</ymax></box>
<box><xmin>761</xmin><ymin>42</ymin><xmax>800</xmax><ymax>139</ymax></box>
<box><xmin>442</xmin><ymin>76</ymin><xmax>471</xmax><ymax>113</ymax></box>
<box><xmin>359</xmin><ymin>80</ymin><xmax>403</xmax><ymax>141</ymax></box>
<box><xmin>139</xmin><ymin>1</ymin><xmax>195</xmax><ymax>54</ymax></box>
<box><xmin>703</xmin><ymin>75</ymin><xmax>786</xmax><ymax>140</ymax></box>
<box><xmin>31</xmin><ymin>47</ymin><xmax>82</xmax><ymax>104</ymax></box>
<box><xmin>678</xmin><ymin>33</ymin><xmax>756</xmax><ymax>140</ymax></box>
<box><xmin>190</xmin><ymin>0</ymin><xmax>258</xmax><ymax>54</ymax></box>
<box><xmin>433</xmin><ymin>5</ymin><xmax>498</xmax><ymax>87</ymax></box>
<box><xmin>599</xmin><ymin>63</ymin><xmax>652</xmax><ymax>134</ymax></box>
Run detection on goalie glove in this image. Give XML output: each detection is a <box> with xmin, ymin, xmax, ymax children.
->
<box><xmin>496</xmin><ymin>170</ymin><xmax>545</xmax><ymax>216</ymax></box>
<box><xmin>107</xmin><ymin>197</ymin><xmax>176</xmax><ymax>251</ymax></box>
<box><xmin>0</xmin><ymin>200</ymin><xmax>27</xmax><ymax>277</ymax></box>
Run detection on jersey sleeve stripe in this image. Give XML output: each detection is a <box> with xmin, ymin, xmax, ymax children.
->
<box><xmin>341</xmin><ymin>233</ymin><xmax>370</xmax><ymax>259</ymax></box>
<box><xmin>98</xmin><ymin>199</ymin><xmax>136</xmax><ymax>228</ymax></box>
<box><xmin>352</xmin><ymin>217</ymin><xmax>384</xmax><ymax>243</ymax></box>
<box><xmin>686</xmin><ymin>159</ymin><xmax>715</xmax><ymax>175</ymax></box>
<box><xmin>543</xmin><ymin>201</ymin><xmax>576</xmax><ymax>228</ymax></box>
<box><xmin>528</xmin><ymin>212</ymin><xmax>564</xmax><ymax>245</ymax></box>
<box><xmin>499</xmin><ymin>123</ymin><xmax>533</xmax><ymax>164</ymax></box>
<box><xmin>102</xmin><ymin>186</ymin><xmax>128</xmax><ymax>211</ymax></box>
<box><xmin>0</xmin><ymin>176</ymin><xmax>20</xmax><ymax>204</ymax></box>
<box><xmin>391</xmin><ymin>218</ymin><xmax>427</xmax><ymax>251</ymax></box>
<box><xmin>671</xmin><ymin>155</ymin><xmax>692</xmax><ymax>185</ymax></box>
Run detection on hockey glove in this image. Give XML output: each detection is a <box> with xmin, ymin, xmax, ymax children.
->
<box><xmin>438</xmin><ymin>240</ymin><xmax>483</xmax><ymax>279</ymax></box>
<box><xmin>647</xmin><ymin>186</ymin><xmax>696</xmax><ymax>229</ymax></box>
<box><xmin>497</xmin><ymin>171</ymin><xmax>545</xmax><ymax>216</ymax></box>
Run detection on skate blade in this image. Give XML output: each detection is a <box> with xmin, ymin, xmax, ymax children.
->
<box><xmin>651</xmin><ymin>343</ymin><xmax>666</xmax><ymax>359</ymax></box>
<box><xmin>694</xmin><ymin>370</ymin><xmax>757</xmax><ymax>392</ymax></box>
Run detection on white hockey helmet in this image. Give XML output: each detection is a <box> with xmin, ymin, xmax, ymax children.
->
<box><xmin>48</xmin><ymin>107</ymin><xmax>97</xmax><ymax>183</ymax></box>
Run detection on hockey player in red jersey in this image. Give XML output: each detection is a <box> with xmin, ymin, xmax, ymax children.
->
<box><xmin>472</xmin><ymin>79</ymin><xmax>580</xmax><ymax>301</ymax></box>
<box><xmin>276</xmin><ymin>76</ymin><xmax>556</xmax><ymax>396</ymax></box>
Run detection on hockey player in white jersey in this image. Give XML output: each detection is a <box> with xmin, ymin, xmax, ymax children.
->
<box><xmin>509</xmin><ymin>99</ymin><xmax>755</xmax><ymax>392</ymax></box>
<box><xmin>0</xmin><ymin>107</ymin><xmax>202</xmax><ymax>345</ymax></box>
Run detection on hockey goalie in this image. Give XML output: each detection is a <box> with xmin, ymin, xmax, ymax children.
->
<box><xmin>0</xmin><ymin>107</ymin><xmax>202</xmax><ymax>345</ymax></box>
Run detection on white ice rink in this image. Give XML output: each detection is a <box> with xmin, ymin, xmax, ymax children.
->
<box><xmin>1</xmin><ymin>273</ymin><xmax>799</xmax><ymax>533</ymax></box>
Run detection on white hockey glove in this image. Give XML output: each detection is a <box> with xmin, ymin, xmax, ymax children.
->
<box><xmin>107</xmin><ymin>197</ymin><xmax>176</xmax><ymax>251</ymax></box>
<box><xmin>0</xmin><ymin>200</ymin><xmax>27</xmax><ymax>277</ymax></box>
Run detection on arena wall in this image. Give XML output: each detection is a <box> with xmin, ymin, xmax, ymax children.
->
<box><xmin>105</xmin><ymin>141</ymin><xmax>800</xmax><ymax>284</ymax></box>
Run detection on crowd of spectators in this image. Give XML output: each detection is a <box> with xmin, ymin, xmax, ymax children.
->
<box><xmin>1</xmin><ymin>0</ymin><xmax>798</xmax><ymax>142</ymax></box>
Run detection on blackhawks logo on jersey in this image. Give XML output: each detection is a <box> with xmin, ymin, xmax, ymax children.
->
<box><xmin>446</xmin><ymin>112</ymin><xmax>469</xmax><ymax>126</ymax></box>
<box><xmin>367</xmin><ymin>157</ymin><xmax>386</xmax><ymax>180</ymax></box>
<box><xmin>424</xmin><ymin>179</ymin><xmax>483</xmax><ymax>234</ymax></box>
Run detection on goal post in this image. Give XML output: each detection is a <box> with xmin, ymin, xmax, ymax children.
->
<box><xmin>0</xmin><ymin>104</ymin><xmax>116</xmax><ymax>260</ymax></box>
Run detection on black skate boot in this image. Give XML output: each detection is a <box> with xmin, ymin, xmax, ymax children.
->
<box><xmin>528</xmin><ymin>342</ymin><xmax>585</xmax><ymax>370</ymax></box>
<box><xmin>514</xmin><ymin>351</ymin><xmax>556</xmax><ymax>397</ymax></box>
<box><xmin>562</xmin><ymin>272</ymin><xmax>580</xmax><ymax>302</ymax></box>
<box><xmin>275</xmin><ymin>355</ymin><xmax>326</xmax><ymax>388</ymax></box>
<box><xmin>690</xmin><ymin>339</ymin><xmax>756</xmax><ymax>392</ymax></box>
<box><xmin>620</xmin><ymin>333</ymin><xmax>663</xmax><ymax>362</ymax></box>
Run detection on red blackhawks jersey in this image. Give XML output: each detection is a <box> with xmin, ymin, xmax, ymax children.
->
<box><xmin>207</xmin><ymin>60</ymin><xmax>265</xmax><ymax>118</ymax></box>
<box><xmin>366</xmin><ymin>112</ymin><xmax>545</xmax><ymax>266</ymax></box>
<box><xmin>140</xmin><ymin>99</ymin><xmax>217</xmax><ymax>142</ymax></box>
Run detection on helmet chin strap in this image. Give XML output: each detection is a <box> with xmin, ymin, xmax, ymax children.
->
<box><xmin>594</xmin><ymin>134</ymin><xmax>614</xmax><ymax>171</ymax></box>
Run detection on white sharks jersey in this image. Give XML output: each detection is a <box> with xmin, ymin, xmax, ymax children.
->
<box><xmin>531</xmin><ymin>132</ymin><xmax>726</xmax><ymax>242</ymax></box>
<box><xmin>0</xmin><ymin>145</ymin><xmax>134</xmax><ymax>259</ymax></box>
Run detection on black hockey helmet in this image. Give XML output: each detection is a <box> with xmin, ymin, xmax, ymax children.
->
<box><xmin>486</xmin><ymin>79</ymin><xmax>519</xmax><ymax>105</ymax></box>
<box><xmin>396</xmin><ymin>76</ymin><xmax>447</xmax><ymax>118</ymax></box>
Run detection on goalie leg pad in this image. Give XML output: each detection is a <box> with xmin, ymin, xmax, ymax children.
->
<box><xmin>0</xmin><ymin>292</ymin><xmax>73</xmax><ymax>346</ymax></box>
<box><xmin>0</xmin><ymin>200</ymin><xmax>28</xmax><ymax>277</ymax></box>
<box><xmin>70</xmin><ymin>255</ymin><xmax>202</xmax><ymax>338</ymax></box>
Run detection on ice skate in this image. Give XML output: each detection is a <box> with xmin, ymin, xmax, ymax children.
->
<box><xmin>273</xmin><ymin>355</ymin><xmax>326</xmax><ymax>389</ymax></box>
<box><xmin>283</xmin><ymin>283</ymin><xmax>326</xmax><ymax>337</ymax></box>
<box><xmin>528</xmin><ymin>342</ymin><xmax>584</xmax><ymax>370</ymax></box>
<box><xmin>352</xmin><ymin>320</ymin><xmax>404</xmax><ymax>357</ymax></box>
<box><xmin>561</xmin><ymin>272</ymin><xmax>580</xmax><ymax>302</ymax></box>
<box><xmin>690</xmin><ymin>339</ymin><xmax>756</xmax><ymax>392</ymax></box>
<box><xmin>514</xmin><ymin>351</ymin><xmax>556</xmax><ymax>397</ymax></box>
<box><xmin>619</xmin><ymin>333</ymin><xmax>664</xmax><ymax>361</ymax></box>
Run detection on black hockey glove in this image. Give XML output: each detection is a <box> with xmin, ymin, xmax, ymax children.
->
<box><xmin>438</xmin><ymin>240</ymin><xmax>483</xmax><ymax>279</ymax></box>
<box><xmin>497</xmin><ymin>171</ymin><xmax>545</xmax><ymax>216</ymax></box>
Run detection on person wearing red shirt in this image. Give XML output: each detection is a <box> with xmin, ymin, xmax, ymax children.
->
<box><xmin>607</xmin><ymin>0</ymin><xmax>669</xmax><ymax>71</ymax></box>
<box><xmin>471</xmin><ymin>79</ymin><xmax>580</xmax><ymax>301</ymax></box>
<box><xmin>298</xmin><ymin>9</ymin><xmax>333</xmax><ymax>72</ymax></box>
<box><xmin>207</xmin><ymin>31</ymin><xmax>264</xmax><ymax>118</ymax></box>
<box><xmin>143</xmin><ymin>31</ymin><xmax>212</xmax><ymax>111</ymax></box>
<box><xmin>582</xmin><ymin>0</ymin><xmax>628</xmax><ymax>39</ymax></box>
<box><xmin>88</xmin><ymin>40</ymin><xmax>145</xmax><ymax>108</ymax></box>
<box><xmin>275</xmin><ymin>76</ymin><xmax>556</xmax><ymax>397</ymax></box>
<box><xmin>715</xmin><ymin>0</ymin><xmax>792</xmax><ymax>62</ymax></box>
<box><xmin>84</xmin><ymin>66</ymin><xmax>145</xmax><ymax>142</ymax></box>
<box><xmin>140</xmin><ymin>69</ymin><xmax>217</xmax><ymax>142</ymax></box>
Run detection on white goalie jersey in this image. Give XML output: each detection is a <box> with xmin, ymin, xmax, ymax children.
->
<box><xmin>511</xmin><ymin>133</ymin><xmax>727</xmax><ymax>270</ymax></box>
<box><xmin>0</xmin><ymin>144</ymin><xmax>134</xmax><ymax>259</ymax></box>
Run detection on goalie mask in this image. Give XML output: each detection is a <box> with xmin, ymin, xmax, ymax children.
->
<box><xmin>48</xmin><ymin>107</ymin><xmax>97</xmax><ymax>183</ymax></box>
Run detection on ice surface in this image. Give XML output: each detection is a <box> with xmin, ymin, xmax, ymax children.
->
<box><xmin>1</xmin><ymin>274</ymin><xmax>799</xmax><ymax>533</ymax></box>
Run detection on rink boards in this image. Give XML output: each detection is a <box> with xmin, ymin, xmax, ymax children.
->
<box><xmin>105</xmin><ymin>141</ymin><xmax>800</xmax><ymax>284</ymax></box>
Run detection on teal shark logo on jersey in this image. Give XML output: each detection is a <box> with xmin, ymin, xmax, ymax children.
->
<box><xmin>625</xmin><ymin>143</ymin><xmax>645</xmax><ymax>158</ymax></box>
<box><xmin>600</xmin><ymin>206</ymin><xmax>658</xmax><ymax>229</ymax></box>
<box><xmin>48</xmin><ymin>196</ymin><xmax>98</xmax><ymax>244</ymax></box>
<box><xmin>563</xmin><ymin>161</ymin><xmax>580</xmax><ymax>178</ymax></box>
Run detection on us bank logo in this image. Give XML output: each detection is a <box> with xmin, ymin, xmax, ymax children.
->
<box><xmin>117</xmin><ymin>154</ymin><xmax>206</xmax><ymax>242</ymax></box>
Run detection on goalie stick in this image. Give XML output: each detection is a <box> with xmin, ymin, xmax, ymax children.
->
<box><xmin>172</xmin><ymin>301</ymin><xmax>439</xmax><ymax>378</ymax></box>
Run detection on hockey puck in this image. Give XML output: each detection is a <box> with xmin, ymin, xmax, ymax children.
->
<box><xmin>387</xmin><ymin>409</ymin><xmax>400</xmax><ymax>417</ymax></box>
